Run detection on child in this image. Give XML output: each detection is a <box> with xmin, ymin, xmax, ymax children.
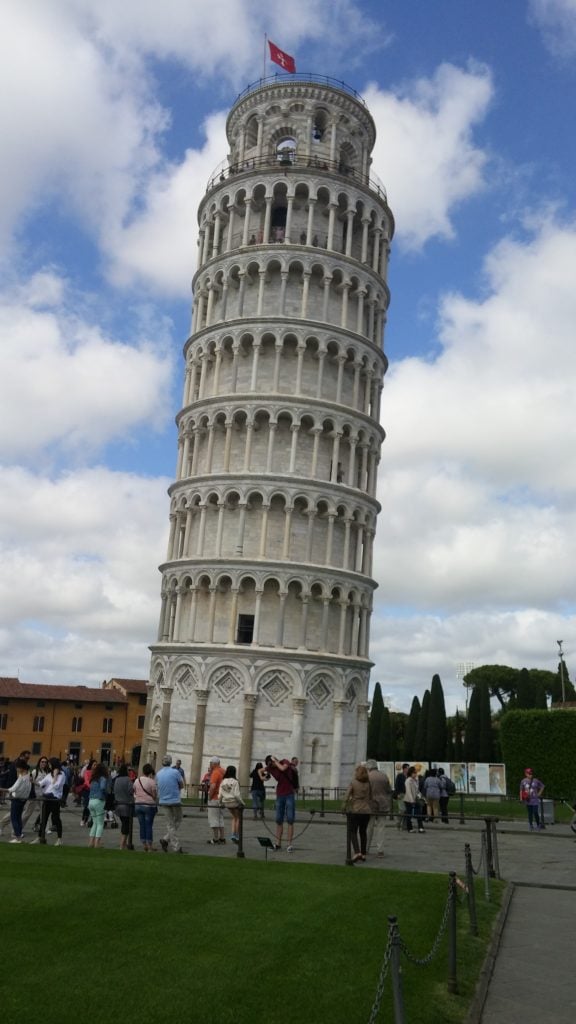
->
<box><xmin>8</xmin><ymin>758</ymin><xmax>32</xmax><ymax>842</ymax></box>
<box><xmin>218</xmin><ymin>765</ymin><xmax>245</xmax><ymax>843</ymax></box>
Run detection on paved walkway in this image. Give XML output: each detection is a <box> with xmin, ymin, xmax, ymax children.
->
<box><xmin>2</xmin><ymin>802</ymin><xmax>574</xmax><ymax>1019</ymax></box>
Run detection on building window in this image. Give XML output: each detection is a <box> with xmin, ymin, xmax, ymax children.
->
<box><xmin>32</xmin><ymin>742</ymin><xmax>42</xmax><ymax>756</ymax></box>
<box><xmin>105</xmin><ymin>703</ymin><xmax>114</xmax><ymax>710</ymax></box>
<box><xmin>68</xmin><ymin>742</ymin><xmax>81</xmax><ymax>763</ymax></box>
<box><xmin>102</xmin><ymin>717</ymin><xmax>113</xmax><ymax>734</ymax></box>
<box><xmin>0</xmin><ymin>713</ymin><xmax>7</xmax><ymax>730</ymax></box>
<box><xmin>0</xmin><ymin>741</ymin><xmax>4</xmax><ymax>754</ymax></box>
<box><xmin>237</xmin><ymin>614</ymin><xmax>255</xmax><ymax>645</ymax></box>
<box><xmin>72</xmin><ymin>716</ymin><xmax>82</xmax><ymax>733</ymax></box>
<box><xmin>36</xmin><ymin>700</ymin><xmax>46</xmax><ymax>707</ymax></box>
<box><xmin>138</xmin><ymin>695</ymin><xmax>147</xmax><ymax>706</ymax></box>
<box><xmin>33</xmin><ymin>716</ymin><xmax>45</xmax><ymax>733</ymax></box>
<box><xmin>100</xmin><ymin>743</ymin><xmax>112</xmax><ymax>765</ymax></box>
<box><xmin>74</xmin><ymin>703</ymin><xmax>83</xmax><ymax>709</ymax></box>
<box><xmin>137</xmin><ymin>715</ymin><xmax>145</xmax><ymax>729</ymax></box>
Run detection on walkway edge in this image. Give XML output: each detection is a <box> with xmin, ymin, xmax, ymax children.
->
<box><xmin>465</xmin><ymin>882</ymin><xmax>515</xmax><ymax>1024</ymax></box>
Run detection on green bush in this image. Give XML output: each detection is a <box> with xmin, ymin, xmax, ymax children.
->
<box><xmin>500</xmin><ymin>709</ymin><xmax>576</xmax><ymax>798</ymax></box>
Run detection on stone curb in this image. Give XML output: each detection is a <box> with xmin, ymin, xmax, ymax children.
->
<box><xmin>465</xmin><ymin>881</ymin><xmax>515</xmax><ymax>1024</ymax></box>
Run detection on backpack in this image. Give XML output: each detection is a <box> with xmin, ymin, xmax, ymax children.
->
<box><xmin>289</xmin><ymin>766</ymin><xmax>299</xmax><ymax>791</ymax></box>
<box><xmin>445</xmin><ymin>777</ymin><xmax>456</xmax><ymax>797</ymax></box>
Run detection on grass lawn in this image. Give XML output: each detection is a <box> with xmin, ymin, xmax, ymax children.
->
<box><xmin>0</xmin><ymin>846</ymin><xmax>503</xmax><ymax>1024</ymax></box>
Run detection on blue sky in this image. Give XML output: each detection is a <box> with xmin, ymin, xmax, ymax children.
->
<box><xmin>1</xmin><ymin>0</ymin><xmax>575</xmax><ymax>712</ymax></box>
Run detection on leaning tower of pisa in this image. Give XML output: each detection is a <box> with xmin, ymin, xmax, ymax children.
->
<box><xmin>144</xmin><ymin>74</ymin><xmax>394</xmax><ymax>790</ymax></box>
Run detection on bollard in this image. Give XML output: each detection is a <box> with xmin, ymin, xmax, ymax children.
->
<box><xmin>459</xmin><ymin>792</ymin><xmax>465</xmax><ymax>825</ymax></box>
<box><xmin>447</xmin><ymin>872</ymin><xmax>458</xmax><ymax>994</ymax></box>
<box><xmin>481</xmin><ymin>831</ymin><xmax>491</xmax><ymax>902</ymax></box>
<box><xmin>320</xmin><ymin>787</ymin><xmax>325</xmax><ymax>817</ymax></box>
<box><xmin>484</xmin><ymin>816</ymin><xmax>496</xmax><ymax>878</ymax></box>
<box><xmin>464</xmin><ymin>843</ymin><xmax>478</xmax><ymax>936</ymax></box>
<box><xmin>490</xmin><ymin>819</ymin><xmax>500</xmax><ymax>880</ymax></box>
<box><xmin>388</xmin><ymin>915</ymin><xmax>406</xmax><ymax>1024</ymax></box>
<box><xmin>345</xmin><ymin>812</ymin><xmax>354</xmax><ymax>866</ymax></box>
<box><xmin>236</xmin><ymin>805</ymin><xmax>245</xmax><ymax>859</ymax></box>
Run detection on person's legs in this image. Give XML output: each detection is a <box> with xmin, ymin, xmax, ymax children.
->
<box><xmin>88</xmin><ymin>798</ymin><xmax>105</xmax><ymax>845</ymax></box>
<box><xmin>38</xmin><ymin>799</ymin><xmax>51</xmax><ymax>841</ymax></box>
<box><xmin>285</xmin><ymin>793</ymin><xmax>295</xmax><ymax>848</ymax></box>
<box><xmin>275</xmin><ymin>795</ymin><xmax>286</xmax><ymax>847</ymax></box>
<box><xmin>50</xmin><ymin>801</ymin><xmax>62</xmax><ymax>838</ymax></box>
<box><xmin>439</xmin><ymin>796</ymin><xmax>449</xmax><ymax>823</ymax></box>
<box><xmin>165</xmin><ymin>804</ymin><xmax>182</xmax><ymax>851</ymax></box>
<box><xmin>10</xmin><ymin>798</ymin><xmax>25</xmax><ymax>838</ymax></box>
<box><xmin>404</xmin><ymin>801</ymin><xmax>413</xmax><ymax>832</ymax></box>
<box><xmin>527</xmin><ymin>804</ymin><xmax>535</xmax><ymax>829</ymax></box>
<box><xmin>372</xmin><ymin>814</ymin><xmax>386</xmax><ymax>854</ymax></box>
<box><xmin>358</xmin><ymin>814</ymin><xmax>369</xmax><ymax>857</ymax></box>
<box><xmin>349</xmin><ymin>813</ymin><xmax>360</xmax><ymax>855</ymax></box>
<box><xmin>146</xmin><ymin>806</ymin><xmax>157</xmax><ymax>846</ymax></box>
<box><xmin>135</xmin><ymin>806</ymin><xmax>147</xmax><ymax>846</ymax></box>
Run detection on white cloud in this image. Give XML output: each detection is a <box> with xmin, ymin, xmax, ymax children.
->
<box><xmin>0</xmin><ymin>465</ymin><xmax>168</xmax><ymax>683</ymax></box>
<box><xmin>0</xmin><ymin>272</ymin><xmax>174</xmax><ymax>459</ymax></box>
<box><xmin>365</xmin><ymin>63</ymin><xmax>493</xmax><ymax>250</ymax></box>
<box><xmin>529</xmin><ymin>0</ymin><xmax>576</xmax><ymax>56</ymax></box>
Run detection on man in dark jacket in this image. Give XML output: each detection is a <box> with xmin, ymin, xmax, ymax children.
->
<box><xmin>394</xmin><ymin>763</ymin><xmax>410</xmax><ymax>830</ymax></box>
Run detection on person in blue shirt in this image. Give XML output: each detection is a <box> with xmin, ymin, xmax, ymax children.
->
<box><xmin>156</xmin><ymin>754</ymin><xmax>184</xmax><ymax>853</ymax></box>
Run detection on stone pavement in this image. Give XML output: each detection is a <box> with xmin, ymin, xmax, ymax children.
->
<box><xmin>2</xmin><ymin>802</ymin><xmax>575</xmax><ymax>1020</ymax></box>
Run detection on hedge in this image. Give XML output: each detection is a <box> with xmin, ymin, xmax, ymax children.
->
<box><xmin>499</xmin><ymin>709</ymin><xmax>576</xmax><ymax>799</ymax></box>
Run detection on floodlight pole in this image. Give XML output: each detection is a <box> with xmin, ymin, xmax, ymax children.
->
<box><xmin>557</xmin><ymin>641</ymin><xmax>566</xmax><ymax>703</ymax></box>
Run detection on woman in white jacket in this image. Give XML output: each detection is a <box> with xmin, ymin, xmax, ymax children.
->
<box><xmin>218</xmin><ymin>765</ymin><xmax>245</xmax><ymax>843</ymax></box>
<box><xmin>404</xmin><ymin>766</ymin><xmax>425</xmax><ymax>834</ymax></box>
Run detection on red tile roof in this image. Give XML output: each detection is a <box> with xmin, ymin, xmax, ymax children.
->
<box><xmin>104</xmin><ymin>678</ymin><xmax>148</xmax><ymax>694</ymax></box>
<box><xmin>0</xmin><ymin>678</ymin><xmax>128</xmax><ymax>703</ymax></box>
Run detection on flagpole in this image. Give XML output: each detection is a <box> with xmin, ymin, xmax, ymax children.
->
<box><xmin>263</xmin><ymin>33</ymin><xmax>267</xmax><ymax>81</ymax></box>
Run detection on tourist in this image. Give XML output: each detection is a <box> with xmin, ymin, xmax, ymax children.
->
<box><xmin>219</xmin><ymin>765</ymin><xmax>245</xmax><ymax>843</ymax></box>
<box><xmin>134</xmin><ymin>764</ymin><xmax>158</xmax><ymax>852</ymax></box>
<box><xmin>87</xmin><ymin>763</ymin><xmax>108</xmax><ymax>848</ymax></box>
<box><xmin>156</xmin><ymin>754</ymin><xmax>184</xmax><ymax>853</ymax></box>
<box><xmin>26</xmin><ymin>755</ymin><xmax>50</xmax><ymax>834</ymax></box>
<box><xmin>113</xmin><ymin>764</ymin><xmax>134</xmax><ymax>850</ymax></box>
<box><xmin>34</xmin><ymin>757</ymin><xmax>65</xmax><ymax>845</ymax></box>
<box><xmin>404</xmin><ymin>766</ymin><xmax>425</xmax><ymax>833</ymax></box>
<box><xmin>366</xmin><ymin>759</ymin><xmax>392</xmax><ymax>857</ymax></box>
<box><xmin>394</xmin><ymin>762</ymin><xmax>410</xmax><ymax>830</ymax></box>
<box><xmin>423</xmin><ymin>769</ymin><xmax>442</xmax><ymax>822</ymax></box>
<box><xmin>7</xmin><ymin>758</ymin><xmax>32</xmax><ymax>843</ymax></box>
<box><xmin>207</xmin><ymin>756</ymin><xmax>226</xmax><ymax>846</ymax></box>
<box><xmin>80</xmin><ymin>759</ymin><xmax>96</xmax><ymax>826</ymax></box>
<box><xmin>265</xmin><ymin>755</ymin><xmax>298</xmax><ymax>853</ymax></box>
<box><xmin>519</xmin><ymin>768</ymin><xmax>545</xmax><ymax>831</ymax></box>
<box><xmin>343</xmin><ymin>764</ymin><xmax>372</xmax><ymax>862</ymax></box>
<box><xmin>437</xmin><ymin>768</ymin><xmax>455</xmax><ymax>823</ymax></box>
<box><xmin>249</xmin><ymin>761</ymin><xmax>267</xmax><ymax>820</ymax></box>
<box><xmin>0</xmin><ymin>751</ymin><xmax>31</xmax><ymax>834</ymax></box>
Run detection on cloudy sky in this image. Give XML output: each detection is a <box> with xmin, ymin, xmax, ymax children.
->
<box><xmin>1</xmin><ymin>0</ymin><xmax>575</xmax><ymax>713</ymax></box>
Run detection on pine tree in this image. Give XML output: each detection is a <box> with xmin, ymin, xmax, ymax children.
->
<box><xmin>428</xmin><ymin>673</ymin><xmax>448</xmax><ymax>760</ymax></box>
<box><xmin>367</xmin><ymin>682</ymin><xmax>384</xmax><ymax>758</ymax></box>
<box><xmin>404</xmin><ymin>695</ymin><xmax>421</xmax><ymax>759</ymax></box>
<box><xmin>414</xmin><ymin>689</ymin><xmax>430</xmax><ymax>759</ymax></box>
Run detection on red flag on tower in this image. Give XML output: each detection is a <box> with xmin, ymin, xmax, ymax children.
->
<box><xmin>268</xmin><ymin>40</ymin><xmax>296</xmax><ymax>74</ymax></box>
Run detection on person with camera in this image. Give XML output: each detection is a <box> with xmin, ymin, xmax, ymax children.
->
<box><xmin>265</xmin><ymin>755</ymin><xmax>297</xmax><ymax>852</ymax></box>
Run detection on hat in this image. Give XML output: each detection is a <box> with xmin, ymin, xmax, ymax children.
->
<box><xmin>365</xmin><ymin>759</ymin><xmax>378</xmax><ymax>771</ymax></box>
<box><xmin>210</xmin><ymin>756</ymin><xmax>220</xmax><ymax>765</ymax></box>
<box><xmin>161</xmin><ymin>754</ymin><xmax>172</xmax><ymax>766</ymax></box>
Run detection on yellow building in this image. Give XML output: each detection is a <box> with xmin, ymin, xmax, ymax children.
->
<box><xmin>0</xmin><ymin>677</ymin><xmax>147</xmax><ymax>766</ymax></box>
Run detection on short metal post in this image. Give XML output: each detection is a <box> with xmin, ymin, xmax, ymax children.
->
<box><xmin>490</xmin><ymin>819</ymin><xmax>500</xmax><ymax>880</ymax></box>
<box><xmin>320</xmin><ymin>786</ymin><xmax>325</xmax><ymax>817</ymax></box>
<box><xmin>388</xmin><ymin>915</ymin><xmax>405</xmax><ymax>1024</ymax></box>
<box><xmin>448</xmin><ymin>872</ymin><xmax>458</xmax><ymax>994</ymax></box>
<box><xmin>345</xmin><ymin>812</ymin><xmax>354</xmax><ymax>866</ymax></box>
<box><xmin>481</xmin><ymin>832</ymin><xmax>491</xmax><ymax>901</ymax></box>
<box><xmin>484</xmin><ymin>817</ymin><xmax>496</xmax><ymax>877</ymax></box>
<box><xmin>459</xmin><ymin>792</ymin><xmax>465</xmax><ymax>825</ymax></box>
<box><xmin>464</xmin><ymin>843</ymin><xmax>478</xmax><ymax>935</ymax></box>
<box><xmin>236</xmin><ymin>805</ymin><xmax>245</xmax><ymax>859</ymax></box>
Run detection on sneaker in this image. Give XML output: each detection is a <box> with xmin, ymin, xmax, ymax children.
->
<box><xmin>207</xmin><ymin>839</ymin><xmax>218</xmax><ymax>845</ymax></box>
<box><xmin>230</xmin><ymin>835</ymin><xmax>239</xmax><ymax>843</ymax></box>
<box><xmin>287</xmin><ymin>845</ymin><xmax>294</xmax><ymax>853</ymax></box>
<box><xmin>418</xmin><ymin>828</ymin><xmax>425</xmax><ymax>833</ymax></box>
<box><xmin>272</xmin><ymin>843</ymin><xmax>281</xmax><ymax>851</ymax></box>
<box><xmin>46</xmin><ymin>829</ymin><xmax>53</xmax><ymax>835</ymax></box>
<box><xmin>217</xmin><ymin>838</ymin><xmax>226</xmax><ymax>844</ymax></box>
<box><xmin>30</xmin><ymin>837</ymin><xmax>46</xmax><ymax>844</ymax></box>
<box><xmin>55</xmin><ymin>839</ymin><xmax>63</xmax><ymax>846</ymax></box>
<box><xmin>160</xmin><ymin>839</ymin><xmax>168</xmax><ymax>853</ymax></box>
<box><xmin>9</xmin><ymin>838</ymin><xmax>23</xmax><ymax>844</ymax></box>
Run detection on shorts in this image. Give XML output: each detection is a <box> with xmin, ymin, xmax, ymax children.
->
<box><xmin>207</xmin><ymin>799</ymin><xmax>224</xmax><ymax>829</ymax></box>
<box><xmin>275</xmin><ymin>793</ymin><xmax>295</xmax><ymax>826</ymax></box>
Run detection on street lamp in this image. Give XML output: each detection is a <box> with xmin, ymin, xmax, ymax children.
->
<box><xmin>557</xmin><ymin>641</ymin><xmax>566</xmax><ymax>703</ymax></box>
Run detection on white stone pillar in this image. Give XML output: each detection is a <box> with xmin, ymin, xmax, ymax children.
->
<box><xmin>330</xmin><ymin>700</ymin><xmax>347</xmax><ymax>789</ymax></box>
<box><xmin>291</xmin><ymin>698</ymin><xmax>307</xmax><ymax>764</ymax></box>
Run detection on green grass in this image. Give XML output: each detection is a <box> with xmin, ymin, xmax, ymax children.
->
<box><xmin>0</xmin><ymin>845</ymin><xmax>503</xmax><ymax>1024</ymax></box>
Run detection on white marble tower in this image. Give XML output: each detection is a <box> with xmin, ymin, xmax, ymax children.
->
<box><xmin>143</xmin><ymin>75</ymin><xmax>394</xmax><ymax>789</ymax></box>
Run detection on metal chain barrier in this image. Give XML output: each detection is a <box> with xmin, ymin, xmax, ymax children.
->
<box><xmin>471</xmin><ymin>837</ymin><xmax>485</xmax><ymax>876</ymax></box>
<box><xmin>366</xmin><ymin>920</ymin><xmax>395</xmax><ymax>1024</ymax></box>
<box><xmin>398</xmin><ymin>882</ymin><xmax>453</xmax><ymax>966</ymax></box>
<box><xmin>257</xmin><ymin>808</ymin><xmax>317</xmax><ymax>842</ymax></box>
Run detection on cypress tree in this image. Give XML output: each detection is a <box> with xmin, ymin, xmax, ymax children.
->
<box><xmin>464</xmin><ymin>686</ymin><xmax>481</xmax><ymax>761</ymax></box>
<box><xmin>367</xmin><ymin>682</ymin><xmax>384</xmax><ymax>758</ymax></box>
<box><xmin>404</xmin><ymin>695</ymin><xmax>421</xmax><ymax>759</ymax></box>
<box><xmin>516</xmin><ymin>667</ymin><xmax>534</xmax><ymax>709</ymax></box>
<box><xmin>453</xmin><ymin>710</ymin><xmax>464</xmax><ymax>761</ymax></box>
<box><xmin>389</xmin><ymin>713</ymin><xmax>399</xmax><ymax>763</ymax></box>
<box><xmin>414</xmin><ymin>689</ymin><xmax>430</xmax><ymax>760</ymax></box>
<box><xmin>428</xmin><ymin>673</ymin><xmax>448</xmax><ymax>760</ymax></box>
<box><xmin>478</xmin><ymin>682</ymin><xmax>494</xmax><ymax>762</ymax></box>
<box><xmin>377</xmin><ymin>706</ymin><xmax>392</xmax><ymax>760</ymax></box>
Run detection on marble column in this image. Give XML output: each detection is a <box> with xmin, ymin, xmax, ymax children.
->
<box><xmin>238</xmin><ymin>693</ymin><xmax>258</xmax><ymax>788</ymax></box>
<box><xmin>190</xmin><ymin>689</ymin><xmax>210</xmax><ymax>787</ymax></box>
<box><xmin>330</xmin><ymin>700</ymin><xmax>348</xmax><ymax>789</ymax></box>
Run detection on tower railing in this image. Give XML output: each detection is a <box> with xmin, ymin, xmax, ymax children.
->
<box><xmin>206</xmin><ymin>151</ymin><xmax>387</xmax><ymax>201</ymax></box>
<box><xmin>233</xmin><ymin>73</ymin><xmax>369</xmax><ymax>108</ymax></box>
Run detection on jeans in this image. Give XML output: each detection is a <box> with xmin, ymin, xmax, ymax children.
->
<box><xmin>250</xmin><ymin>789</ymin><xmax>264</xmax><ymax>816</ymax></box>
<box><xmin>10</xmin><ymin>798</ymin><xmax>26</xmax><ymax>838</ymax></box>
<box><xmin>405</xmin><ymin>802</ymin><xmax>423</xmax><ymax>831</ymax></box>
<box><xmin>527</xmin><ymin>803</ymin><xmax>541</xmax><ymax>828</ymax></box>
<box><xmin>88</xmin><ymin>798</ymin><xmax>105</xmax><ymax>838</ymax></box>
<box><xmin>135</xmin><ymin>803</ymin><xmax>157</xmax><ymax>844</ymax></box>
<box><xmin>275</xmin><ymin>793</ymin><xmax>295</xmax><ymax>825</ymax></box>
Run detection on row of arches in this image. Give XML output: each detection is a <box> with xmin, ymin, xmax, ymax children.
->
<box><xmin>158</xmin><ymin>571</ymin><xmax>373</xmax><ymax>659</ymax></box>
<box><xmin>175</xmin><ymin>407</ymin><xmax>382</xmax><ymax>496</ymax></box>
<box><xmin>191</xmin><ymin>253</ymin><xmax>388</xmax><ymax>347</ymax></box>
<box><xmin>167</xmin><ymin>489</ymin><xmax>377</xmax><ymax>574</ymax></box>
<box><xmin>198</xmin><ymin>176</ymin><xmax>391</xmax><ymax>279</ymax></box>
<box><xmin>183</xmin><ymin>331</ymin><xmax>385</xmax><ymax>420</ymax></box>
